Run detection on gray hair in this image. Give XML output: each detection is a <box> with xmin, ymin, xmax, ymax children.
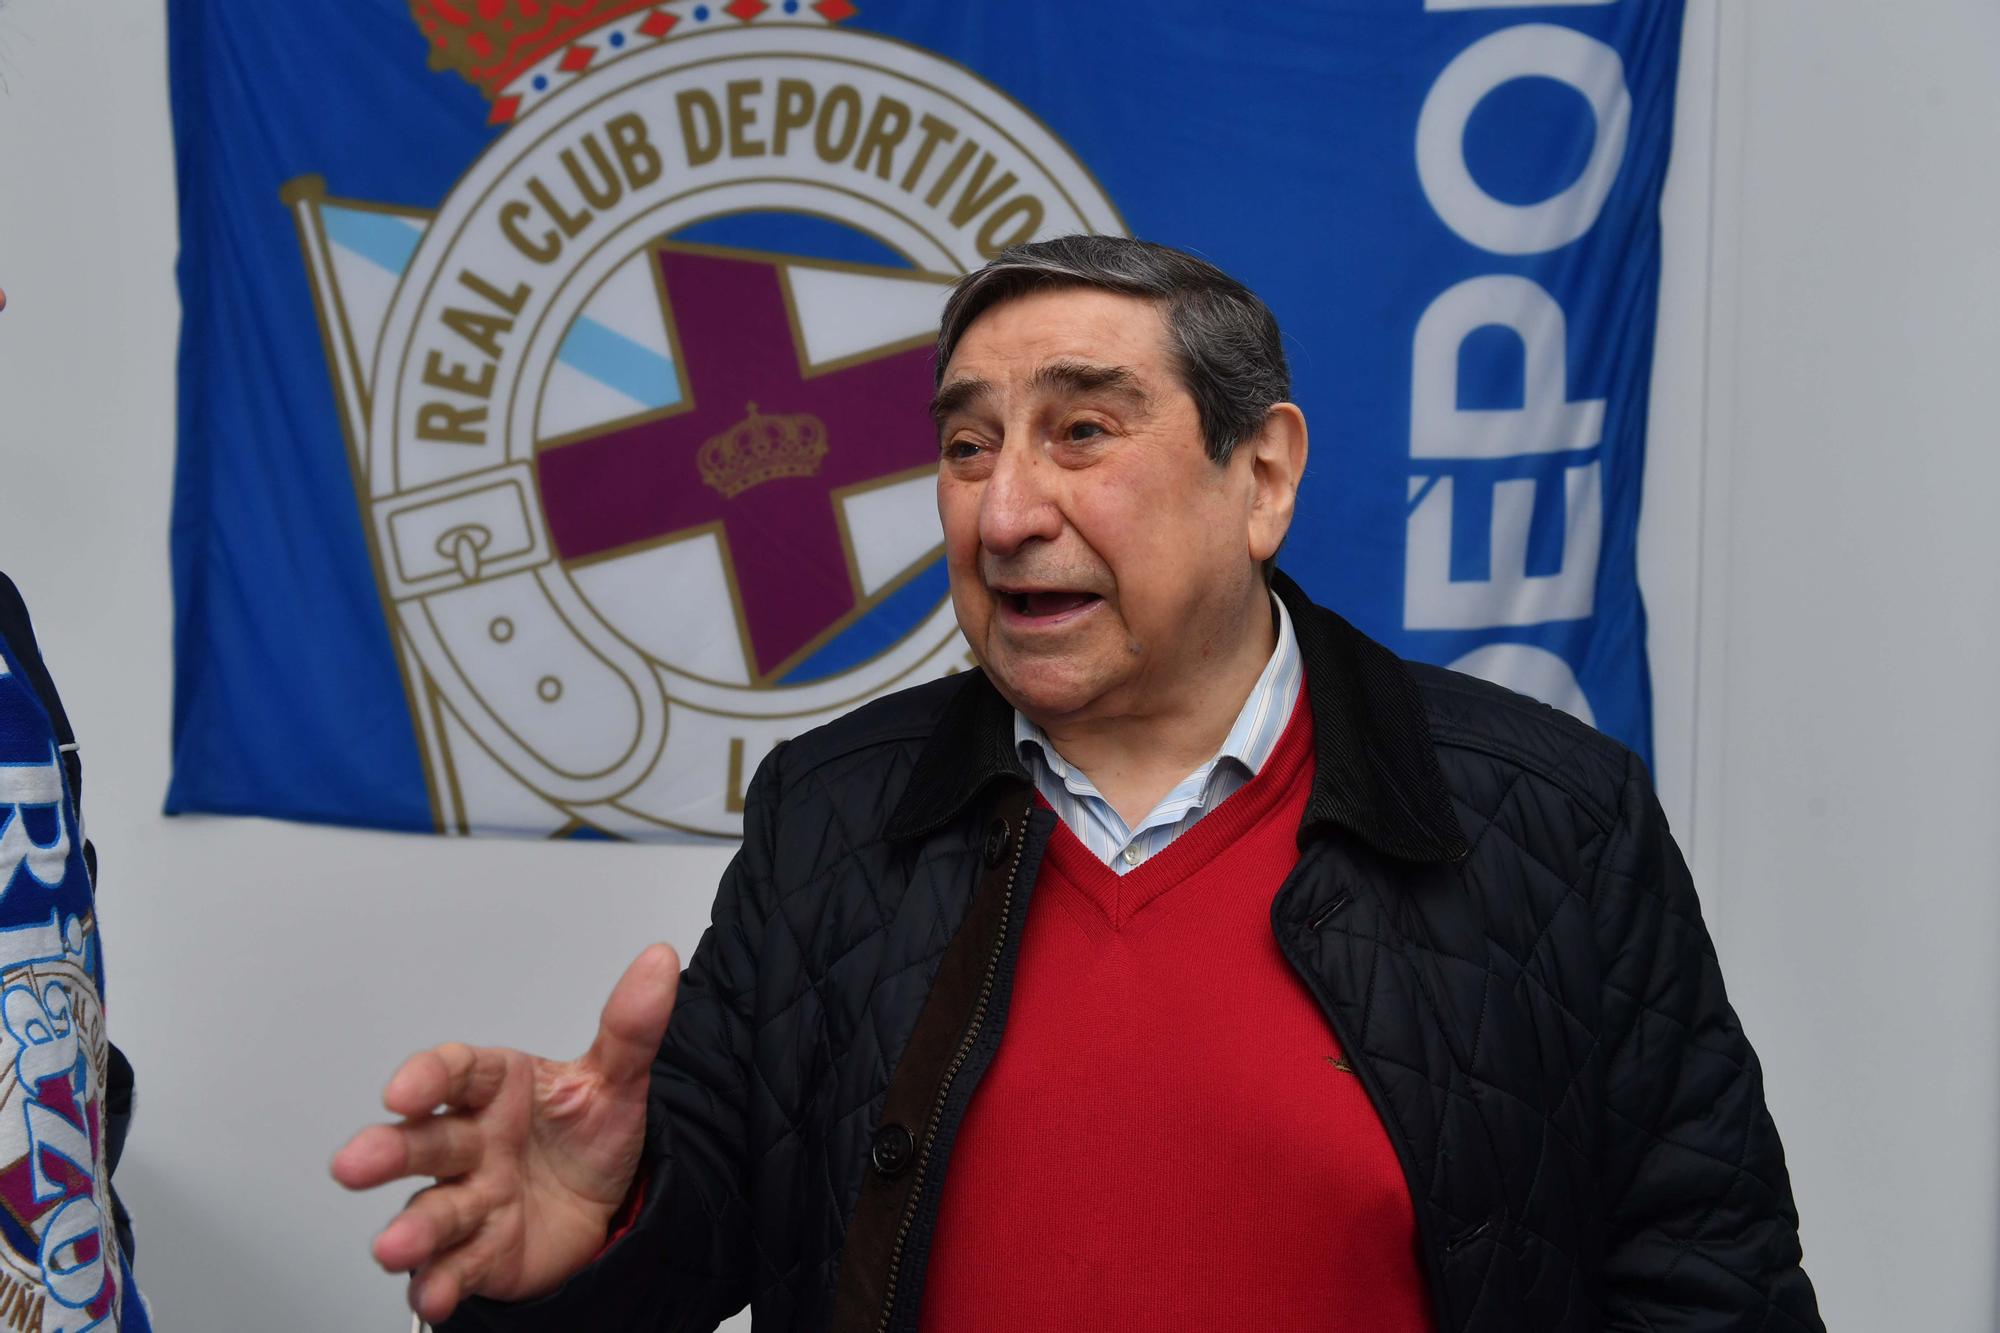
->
<box><xmin>934</xmin><ymin>235</ymin><xmax>1291</xmax><ymax>465</ymax></box>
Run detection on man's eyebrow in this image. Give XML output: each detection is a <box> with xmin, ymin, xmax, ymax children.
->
<box><xmin>929</xmin><ymin>376</ymin><xmax>992</xmax><ymax>429</ymax></box>
<box><xmin>1030</xmin><ymin>358</ymin><xmax>1150</xmax><ymax>406</ymax></box>
<box><xmin>928</xmin><ymin>360</ymin><xmax>1152</xmax><ymax>433</ymax></box>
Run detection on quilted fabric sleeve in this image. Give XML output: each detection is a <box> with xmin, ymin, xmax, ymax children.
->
<box><xmin>443</xmin><ymin>745</ymin><xmax>787</xmax><ymax>1333</ymax></box>
<box><xmin>1593</xmin><ymin>750</ymin><xmax>1825</xmax><ymax>1332</ymax></box>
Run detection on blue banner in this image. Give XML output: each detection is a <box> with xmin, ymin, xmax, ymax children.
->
<box><xmin>167</xmin><ymin>0</ymin><xmax>1681</xmax><ymax>837</ymax></box>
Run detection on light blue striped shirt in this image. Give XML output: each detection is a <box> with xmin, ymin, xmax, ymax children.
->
<box><xmin>1013</xmin><ymin>596</ymin><xmax>1304</xmax><ymax>875</ymax></box>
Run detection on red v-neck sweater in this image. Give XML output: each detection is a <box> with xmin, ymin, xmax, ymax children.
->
<box><xmin>918</xmin><ymin>698</ymin><xmax>1432</xmax><ymax>1332</ymax></box>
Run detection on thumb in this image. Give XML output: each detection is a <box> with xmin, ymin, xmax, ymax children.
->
<box><xmin>583</xmin><ymin>942</ymin><xmax>681</xmax><ymax>1088</ymax></box>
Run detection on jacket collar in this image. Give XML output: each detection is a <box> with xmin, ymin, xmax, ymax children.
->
<box><xmin>885</xmin><ymin>571</ymin><xmax>1469</xmax><ymax>862</ymax></box>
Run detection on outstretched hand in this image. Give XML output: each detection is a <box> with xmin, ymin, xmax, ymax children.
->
<box><xmin>332</xmin><ymin>943</ymin><xmax>681</xmax><ymax>1324</ymax></box>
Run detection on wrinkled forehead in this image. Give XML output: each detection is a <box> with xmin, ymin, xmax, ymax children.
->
<box><xmin>935</xmin><ymin>286</ymin><xmax>1176</xmax><ymax>393</ymax></box>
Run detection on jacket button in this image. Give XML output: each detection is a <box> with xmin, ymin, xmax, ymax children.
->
<box><xmin>981</xmin><ymin>817</ymin><xmax>1011</xmax><ymax>867</ymax></box>
<box><xmin>871</xmin><ymin>1123</ymin><xmax>914</xmax><ymax>1176</ymax></box>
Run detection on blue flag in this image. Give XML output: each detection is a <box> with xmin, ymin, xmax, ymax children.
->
<box><xmin>167</xmin><ymin>0</ymin><xmax>1682</xmax><ymax>838</ymax></box>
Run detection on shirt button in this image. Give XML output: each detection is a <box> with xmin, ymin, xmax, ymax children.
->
<box><xmin>1122</xmin><ymin>846</ymin><xmax>1141</xmax><ymax>866</ymax></box>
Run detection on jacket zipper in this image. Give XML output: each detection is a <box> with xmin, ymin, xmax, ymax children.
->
<box><xmin>1274</xmin><ymin>868</ymin><xmax>1456</xmax><ymax>1331</ymax></box>
<box><xmin>875</xmin><ymin>809</ymin><xmax>1029</xmax><ymax>1333</ymax></box>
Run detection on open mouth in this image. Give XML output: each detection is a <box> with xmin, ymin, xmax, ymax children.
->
<box><xmin>1016</xmin><ymin>588</ymin><xmax>1096</xmax><ymax>616</ymax></box>
<box><xmin>993</xmin><ymin>585</ymin><xmax>1104</xmax><ymax>625</ymax></box>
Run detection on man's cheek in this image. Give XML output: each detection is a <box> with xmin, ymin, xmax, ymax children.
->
<box><xmin>947</xmin><ymin>584</ymin><xmax>990</xmax><ymax>644</ymax></box>
<box><xmin>936</xmin><ymin>484</ymin><xmax>979</xmax><ymax>547</ymax></box>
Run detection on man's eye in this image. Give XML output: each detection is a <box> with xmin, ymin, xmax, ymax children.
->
<box><xmin>942</xmin><ymin>437</ymin><xmax>982</xmax><ymax>460</ymax></box>
<box><xmin>1065</xmin><ymin>421</ymin><xmax>1106</xmax><ymax>441</ymax></box>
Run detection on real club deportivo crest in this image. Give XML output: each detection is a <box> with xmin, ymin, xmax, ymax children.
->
<box><xmin>283</xmin><ymin>0</ymin><xmax>1125</xmax><ymax>838</ymax></box>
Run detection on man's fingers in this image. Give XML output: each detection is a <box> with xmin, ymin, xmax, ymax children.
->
<box><xmin>409</xmin><ymin>1229</ymin><xmax>504</xmax><ymax>1325</ymax></box>
<box><xmin>332</xmin><ymin>1109</ymin><xmax>486</xmax><ymax>1191</ymax></box>
<box><xmin>383</xmin><ymin>1042</ymin><xmax>509</xmax><ymax>1118</ymax></box>
<box><xmin>409</xmin><ymin>1263</ymin><xmax>469</xmax><ymax>1326</ymax></box>
<box><xmin>372</xmin><ymin>1181</ymin><xmax>486</xmax><ymax>1273</ymax></box>
<box><xmin>403</xmin><ymin>1110</ymin><xmax>487</xmax><ymax>1179</ymax></box>
<box><xmin>332</xmin><ymin>1123</ymin><xmax>406</xmax><ymax>1191</ymax></box>
<box><xmin>584</xmin><ymin>943</ymin><xmax>682</xmax><ymax>1088</ymax></box>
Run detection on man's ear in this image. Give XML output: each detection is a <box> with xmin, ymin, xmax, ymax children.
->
<box><xmin>1245</xmin><ymin>402</ymin><xmax>1308</xmax><ymax>564</ymax></box>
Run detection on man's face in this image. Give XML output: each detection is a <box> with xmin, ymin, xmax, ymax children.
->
<box><xmin>934</xmin><ymin>287</ymin><xmax>1269</xmax><ymax>726</ymax></box>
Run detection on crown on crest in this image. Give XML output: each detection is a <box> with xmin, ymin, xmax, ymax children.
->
<box><xmin>699</xmin><ymin>402</ymin><xmax>829</xmax><ymax>499</ymax></box>
<box><xmin>410</xmin><ymin>0</ymin><xmax>860</xmax><ymax>125</ymax></box>
<box><xmin>411</xmin><ymin>1</ymin><xmax>656</xmax><ymax>98</ymax></box>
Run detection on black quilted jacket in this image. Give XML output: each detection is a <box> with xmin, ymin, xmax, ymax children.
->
<box><xmin>448</xmin><ymin>574</ymin><xmax>1822</xmax><ymax>1333</ymax></box>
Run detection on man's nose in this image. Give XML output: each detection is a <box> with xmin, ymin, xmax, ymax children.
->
<box><xmin>977</xmin><ymin>437</ymin><xmax>1062</xmax><ymax>556</ymax></box>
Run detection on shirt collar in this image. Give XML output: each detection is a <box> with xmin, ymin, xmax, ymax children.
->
<box><xmin>1011</xmin><ymin>593</ymin><xmax>1303</xmax><ymax>793</ymax></box>
<box><xmin>884</xmin><ymin>569</ymin><xmax>1470</xmax><ymax>864</ymax></box>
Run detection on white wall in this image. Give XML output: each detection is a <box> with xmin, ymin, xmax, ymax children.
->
<box><xmin>0</xmin><ymin>2</ymin><xmax>1992</xmax><ymax>1329</ymax></box>
<box><xmin>1686</xmin><ymin>2</ymin><xmax>2000</xmax><ymax>1327</ymax></box>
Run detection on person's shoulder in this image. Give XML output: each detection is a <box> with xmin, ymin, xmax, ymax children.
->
<box><xmin>758</xmin><ymin>671</ymin><xmax>971</xmax><ymax>800</ymax></box>
<box><xmin>1406</xmin><ymin>658</ymin><xmax>1640</xmax><ymax>830</ymax></box>
<box><xmin>0</xmin><ymin>571</ymin><xmax>34</xmax><ymax>654</ymax></box>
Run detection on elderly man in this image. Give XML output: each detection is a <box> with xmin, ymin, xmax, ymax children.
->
<box><xmin>335</xmin><ymin>237</ymin><xmax>1823</xmax><ymax>1332</ymax></box>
